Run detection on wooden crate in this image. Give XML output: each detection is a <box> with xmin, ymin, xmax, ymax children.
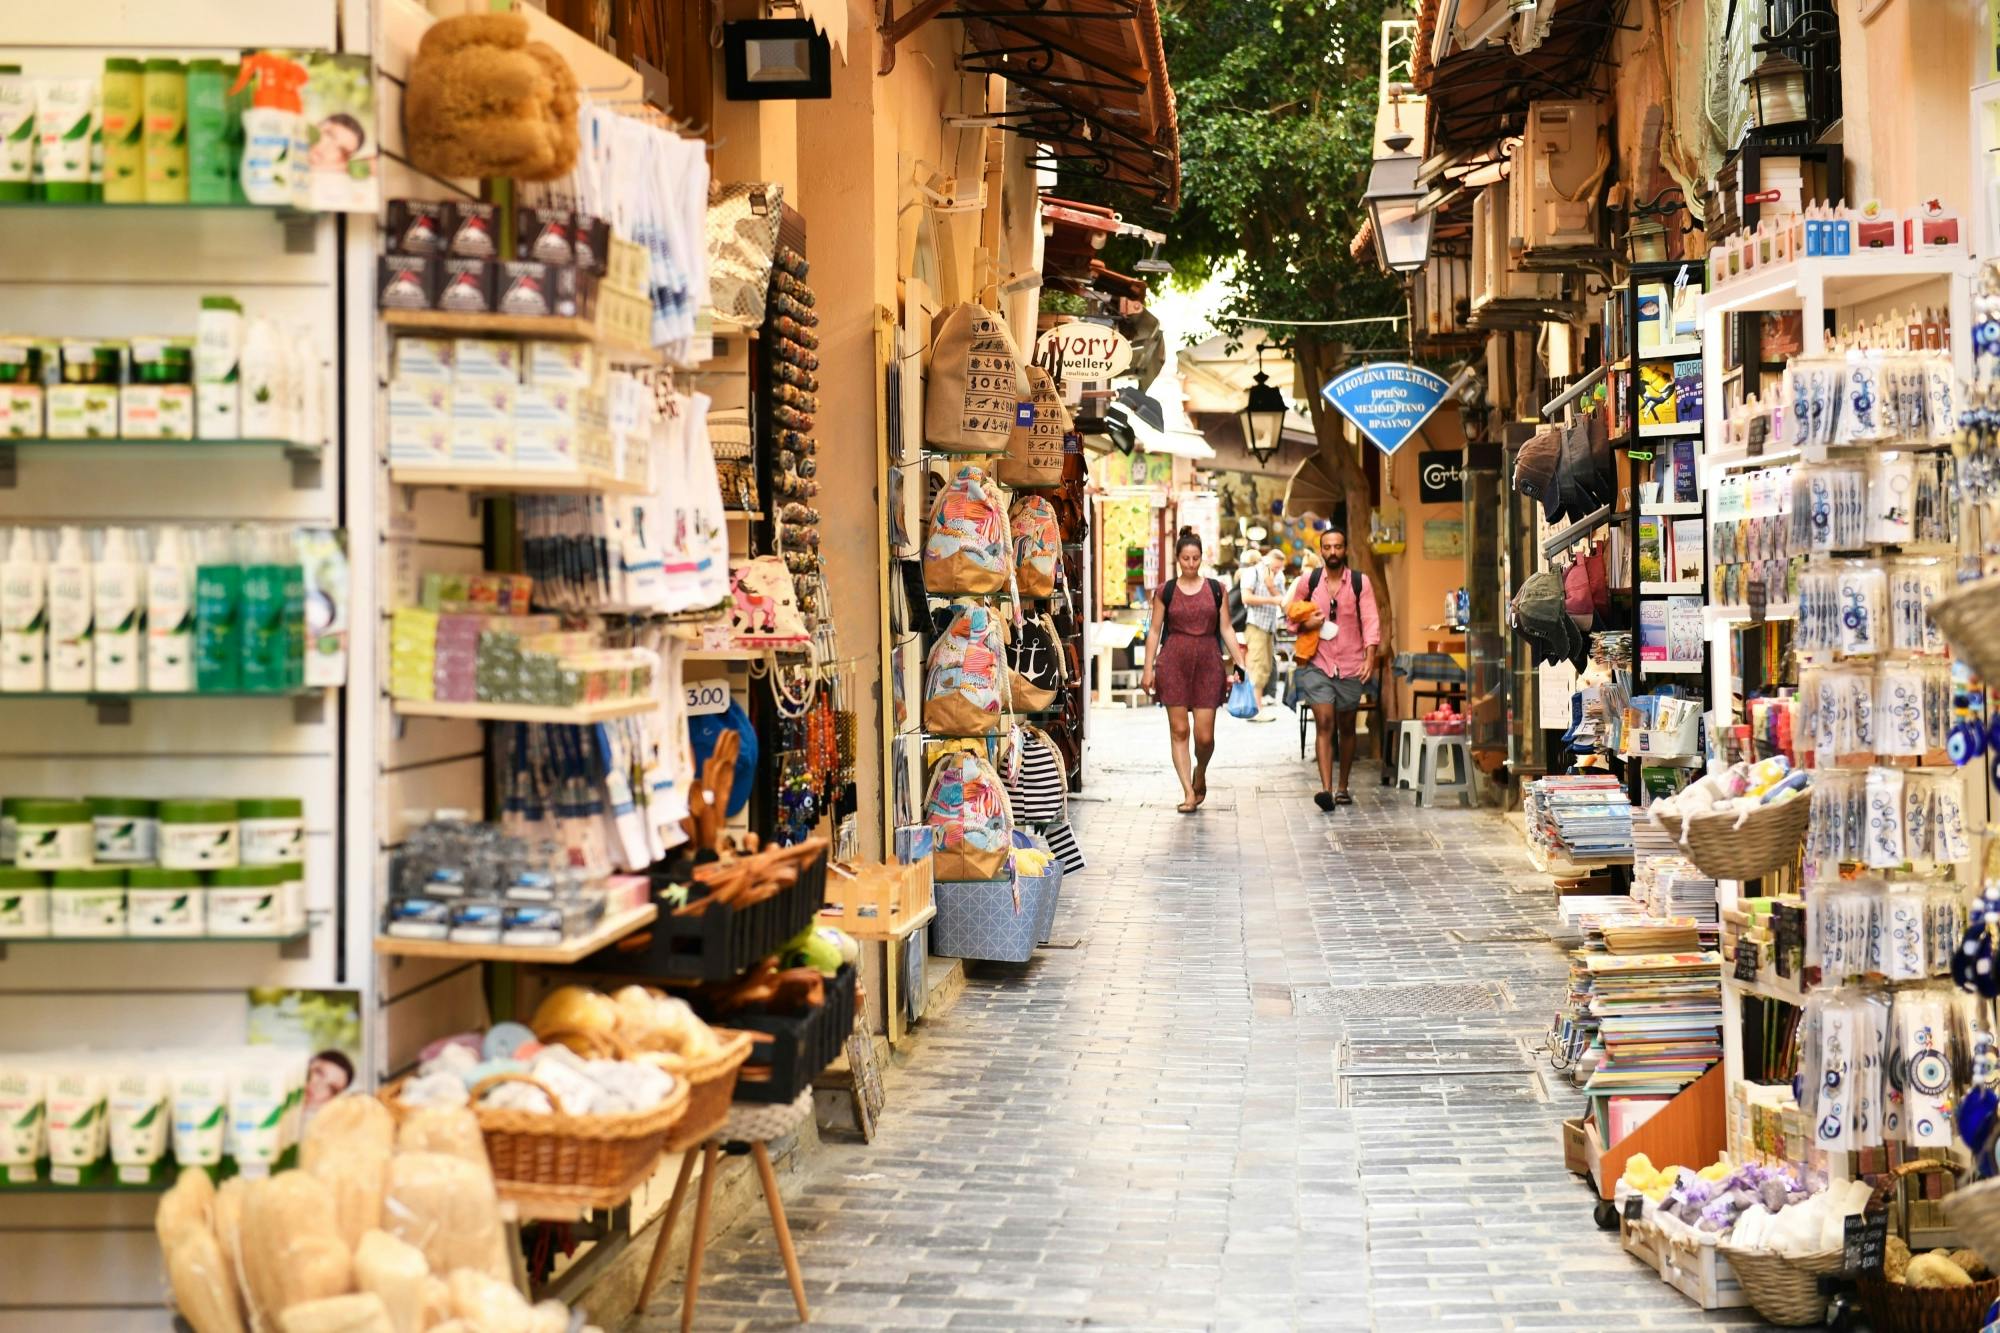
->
<box><xmin>821</xmin><ymin>859</ymin><xmax>935</xmax><ymax>941</ymax></box>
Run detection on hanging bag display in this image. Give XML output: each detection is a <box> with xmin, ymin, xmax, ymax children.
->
<box><xmin>925</xmin><ymin>748</ymin><xmax>1013</xmax><ymax>881</ymax></box>
<box><xmin>1008</xmin><ymin>494</ymin><xmax>1060</xmax><ymax>600</ymax></box>
<box><xmin>924</xmin><ymin>302</ymin><xmax>1021</xmax><ymax>453</ymax></box>
<box><xmin>924</xmin><ymin>602</ymin><xmax>1007</xmax><ymax>735</ymax></box>
<box><xmin>996</xmin><ymin>365</ymin><xmax>1069</xmax><ymax>489</ymax></box>
<box><xmin>923</xmin><ymin>464</ymin><xmax>1009</xmax><ymax>595</ymax></box>
<box><xmin>728</xmin><ymin>556</ymin><xmax>811</xmax><ymax>647</ymax></box>
<box><xmin>1004</xmin><ymin>614</ymin><xmax>1062</xmax><ymax>714</ymax></box>
<box><xmin>706</xmin><ymin>181</ymin><xmax>784</xmax><ymax>322</ymax></box>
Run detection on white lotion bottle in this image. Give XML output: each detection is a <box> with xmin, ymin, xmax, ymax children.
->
<box><xmin>239</xmin><ymin>318</ymin><xmax>286</xmax><ymax>440</ymax></box>
<box><xmin>146</xmin><ymin>525</ymin><xmax>195</xmax><ymax>692</ymax></box>
<box><xmin>47</xmin><ymin>526</ymin><xmax>93</xmax><ymax>691</ymax></box>
<box><xmin>0</xmin><ymin>528</ymin><xmax>46</xmax><ymax>692</ymax></box>
<box><xmin>93</xmin><ymin>527</ymin><xmax>141</xmax><ymax>692</ymax></box>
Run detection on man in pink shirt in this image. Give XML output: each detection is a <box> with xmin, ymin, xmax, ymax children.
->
<box><xmin>1286</xmin><ymin>527</ymin><xmax>1382</xmax><ymax>810</ymax></box>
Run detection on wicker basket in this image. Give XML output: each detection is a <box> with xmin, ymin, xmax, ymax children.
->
<box><xmin>382</xmin><ymin>1062</ymin><xmax>690</xmax><ymax>1213</ymax></box>
<box><xmin>1716</xmin><ymin>1245</ymin><xmax>1843</xmax><ymax>1326</ymax></box>
<box><xmin>1945</xmin><ymin>1174</ymin><xmax>2000</xmax><ymax>1275</ymax></box>
<box><xmin>660</xmin><ymin>1028</ymin><xmax>754</xmax><ymax>1154</ymax></box>
<box><xmin>1925</xmin><ymin>575</ymin><xmax>2000</xmax><ymax>682</ymax></box>
<box><xmin>1651</xmin><ymin>796</ymin><xmax>1809</xmax><ymax>882</ymax></box>
<box><xmin>1858</xmin><ymin>1158</ymin><xmax>2000</xmax><ymax>1333</ymax></box>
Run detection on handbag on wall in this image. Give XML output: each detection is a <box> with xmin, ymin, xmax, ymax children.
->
<box><xmin>729</xmin><ymin>556</ymin><xmax>810</xmax><ymax>646</ymax></box>
<box><xmin>996</xmin><ymin>365</ymin><xmax>1069</xmax><ymax>489</ymax></box>
<box><xmin>924</xmin><ymin>302</ymin><xmax>1022</xmax><ymax>454</ymax></box>
<box><xmin>925</xmin><ymin>749</ymin><xmax>1013</xmax><ymax>882</ymax></box>
<box><xmin>707</xmin><ymin>181</ymin><xmax>784</xmax><ymax>322</ymax></box>
<box><xmin>923</xmin><ymin>602</ymin><xmax>1007</xmax><ymax>736</ymax></box>
<box><xmin>923</xmin><ymin>465</ymin><xmax>1009</xmax><ymax>595</ymax></box>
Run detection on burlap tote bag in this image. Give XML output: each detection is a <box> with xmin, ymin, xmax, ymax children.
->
<box><xmin>925</xmin><ymin>302</ymin><xmax>1021</xmax><ymax>453</ymax></box>
<box><xmin>924</xmin><ymin>465</ymin><xmax>1009</xmax><ymax>595</ymax></box>
<box><xmin>1008</xmin><ymin>494</ymin><xmax>1060</xmax><ymax>600</ymax></box>
<box><xmin>997</xmin><ymin>365</ymin><xmax>1069</xmax><ymax>488</ymax></box>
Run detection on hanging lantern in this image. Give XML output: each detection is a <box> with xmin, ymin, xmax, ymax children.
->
<box><xmin>1625</xmin><ymin>214</ymin><xmax>1668</xmax><ymax>263</ymax></box>
<box><xmin>1742</xmin><ymin>51</ymin><xmax>1809</xmax><ymax>131</ymax></box>
<box><xmin>1363</xmin><ymin>140</ymin><xmax>1434</xmax><ymax>274</ymax></box>
<box><xmin>1238</xmin><ymin>350</ymin><xmax>1289</xmax><ymax>467</ymax></box>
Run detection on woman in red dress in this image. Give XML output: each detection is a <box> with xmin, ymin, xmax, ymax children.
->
<box><xmin>1141</xmin><ymin>530</ymin><xmax>1248</xmax><ymax>813</ymax></box>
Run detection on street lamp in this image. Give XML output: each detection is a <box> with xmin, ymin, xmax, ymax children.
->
<box><xmin>1742</xmin><ymin>50</ymin><xmax>1809</xmax><ymax>134</ymax></box>
<box><xmin>1238</xmin><ymin>348</ymin><xmax>1289</xmax><ymax>467</ymax></box>
<box><xmin>1364</xmin><ymin>131</ymin><xmax>1434</xmax><ymax>273</ymax></box>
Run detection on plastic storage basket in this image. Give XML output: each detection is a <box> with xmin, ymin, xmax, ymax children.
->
<box><xmin>724</xmin><ymin>962</ymin><xmax>858</xmax><ymax>1105</ymax></box>
<box><xmin>934</xmin><ymin>869</ymin><xmax>1060</xmax><ymax>963</ymax></box>
<box><xmin>583</xmin><ymin>845</ymin><xmax>828</xmax><ymax>981</ymax></box>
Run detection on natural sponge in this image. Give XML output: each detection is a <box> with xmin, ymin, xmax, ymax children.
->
<box><xmin>404</xmin><ymin>13</ymin><xmax>578</xmax><ymax>182</ymax></box>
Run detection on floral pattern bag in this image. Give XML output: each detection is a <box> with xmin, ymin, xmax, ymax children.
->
<box><xmin>926</xmin><ymin>749</ymin><xmax>1013</xmax><ymax>881</ymax></box>
<box><xmin>924</xmin><ymin>602</ymin><xmax>1006</xmax><ymax>736</ymax></box>
<box><xmin>1009</xmin><ymin>494</ymin><xmax>1060</xmax><ymax>599</ymax></box>
<box><xmin>924</xmin><ymin>464</ymin><xmax>1009</xmax><ymax>595</ymax></box>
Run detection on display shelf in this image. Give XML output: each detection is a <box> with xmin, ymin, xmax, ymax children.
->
<box><xmin>1638</xmin><ymin>421</ymin><xmax>1703</xmax><ymax>439</ymax></box>
<box><xmin>1706</xmin><ymin>603</ymin><xmax>1799</xmax><ymax>623</ymax></box>
<box><xmin>0</xmin><ymin>199</ymin><xmax>298</xmax><ymax>214</ymax></box>
<box><xmin>380</xmin><ymin>308</ymin><xmax>660</xmax><ymax>363</ymax></box>
<box><xmin>681</xmin><ymin>645</ymin><xmax>810</xmax><ymax>661</ymax></box>
<box><xmin>1641</xmin><ymin>501</ymin><xmax>1704</xmax><ymax>516</ymax></box>
<box><xmin>388</xmin><ymin>464</ymin><xmax>651</xmax><ymax>497</ymax></box>
<box><xmin>1638</xmin><ymin>660</ymin><xmax>1706</xmax><ymax>674</ymax></box>
<box><xmin>0</xmin><ymin>437</ymin><xmax>315</xmax><ymax>450</ymax></box>
<box><xmin>1638</xmin><ymin>341</ymin><xmax>1703</xmax><ymax>360</ymax></box>
<box><xmin>1703</xmin><ymin>251</ymin><xmax>1975</xmax><ymax>317</ymax></box>
<box><xmin>1639</xmin><ymin>581</ymin><xmax>1702</xmax><ymax>595</ymax></box>
<box><xmin>1723</xmin><ymin>967</ymin><xmax>1808</xmax><ymax>1007</ymax></box>
<box><xmin>1700</xmin><ymin>445</ymin><xmax>1801</xmax><ymax>476</ymax></box>
<box><xmin>373</xmin><ymin>903</ymin><xmax>657</xmax><ymax>964</ymax></box>
<box><xmin>391</xmin><ymin>697</ymin><xmax>657</xmax><ymax>724</ymax></box>
<box><xmin>0</xmin><ymin>688</ymin><xmax>328</xmax><ymax>701</ymax></box>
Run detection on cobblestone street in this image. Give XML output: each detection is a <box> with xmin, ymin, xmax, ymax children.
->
<box><xmin>647</xmin><ymin>709</ymin><xmax>1767</xmax><ymax>1331</ymax></box>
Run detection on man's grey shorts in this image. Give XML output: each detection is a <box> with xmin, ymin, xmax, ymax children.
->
<box><xmin>1296</xmin><ymin>664</ymin><xmax>1373</xmax><ymax>712</ymax></box>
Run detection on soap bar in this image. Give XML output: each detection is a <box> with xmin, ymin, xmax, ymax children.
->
<box><xmin>517</xmin><ymin>208</ymin><xmax>574</xmax><ymax>265</ymax></box>
<box><xmin>386</xmin><ymin>199</ymin><xmax>447</xmax><ymax>256</ymax></box>
<box><xmin>377</xmin><ymin>257</ymin><xmax>439</xmax><ymax>311</ymax></box>
<box><xmin>493</xmin><ymin>262</ymin><xmax>553</xmax><ymax>318</ymax></box>
<box><xmin>444</xmin><ymin>201</ymin><xmax>501</xmax><ymax>258</ymax></box>
<box><xmin>435</xmin><ymin>260</ymin><xmax>493</xmax><ymax>315</ymax></box>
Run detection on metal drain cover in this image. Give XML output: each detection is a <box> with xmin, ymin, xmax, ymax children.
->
<box><xmin>1294</xmin><ymin>980</ymin><xmax>1506</xmax><ymax>1018</ymax></box>
<box><xmin>1447</xmin><ymin>926</ymin><xmax>1550</xmax><ymax>944</ymax></box>
<box><xmin>1327</xmin><ymin>830</ymin><xmax>1441</xmax><ymax>852</ymax></box>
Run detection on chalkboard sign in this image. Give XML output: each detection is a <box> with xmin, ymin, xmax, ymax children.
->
<box><xmin>1624</xmin><ymin>1193</ymin><xmax>1645</xmax><ymax>1223</ymax></box>
<box><xmin>1843</xmin><ymin>1213</ymin><xmax>1888</xmax><ymax>1274</ymax></box>
<box><xmin>1735</xmin><ymin>940</ymin><xmax>1763</xmax><ymax>983</ymax></box>
<box><xmin>1773</xmin><ymin>904</ymin><xmax>1805</xmax><ymax>980</ymax></box>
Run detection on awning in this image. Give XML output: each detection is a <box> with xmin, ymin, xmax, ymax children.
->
<box><xmin>880</xmin><ymin>0</ymin><xmax>1180</xmax><ymax>209</ymax></box>
<box><xmin>1416</xmin><ymin>0</ymin><xmax>1622</xmax><ymax>154</ymax></box>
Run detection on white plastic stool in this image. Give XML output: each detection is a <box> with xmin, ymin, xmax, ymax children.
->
<box><xmin>1415</xmin><ymin>731</ymin><xmax>1473</xmax><ymax>808</ymax></box>
<box><xmin>1395</xmin><ymin>721</ymin><xmax>1426</xmax><ymax>790</ymax></box>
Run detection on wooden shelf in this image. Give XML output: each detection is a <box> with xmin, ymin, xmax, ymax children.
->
<box><xmin>1639</xmin><ymin>581</ymin><xmax>1702</xmax><ymax>596</ymax></box>
<box><xmin>1638</xmin><ymin>421</ymin><xmax>1703</xmax><ymax>439</ymax></box>
<box><xmin>1641</xmin><ymin>501</ymin><xmax>1703</xmax><ymax>516</ymax></box>
<box><xmin>388</xmin><ymin>465</ymin><xmax>651</xmax><ymax>497</ymax></box>
<box><xmin>1639</xmin><ymin>660</ymin><xmax>1706</xmax><ymax>674</ymax></box>
<box><xmin>1638</xmin><ymin>342</ymin><xmax>1703</xmax><ymax>360</ymax></box>
<box><xmin>1700</xmin><ymin>445</ymin><xmax>1801</xmax><ymax>475</ymax></box>
<box><xmin>374</xmin><ymin>904</ymin><xmax>657</xmax><ymax>964</ymax></box>
<box><xmin>380</xmin><ymin>308</ymin><xmax>659</xmax><ymax>363</ymax></box>
<box><xmin>1723</xmin><ymin>968</ymin><xmax>1808</xmax><ymax>1007</ymax></box>
<box><xmin>1707</xmin><ymin>603</ymin><xmax>1798</xmax><ymax>623</ymax></box>
<box><xmin>391</xmin><ymin>697</ymin><xmax>657</xmax><ymax>724</ymax></box>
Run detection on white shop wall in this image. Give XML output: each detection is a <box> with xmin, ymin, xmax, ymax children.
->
<box><xmin>0</xmin><ymin>1</ymin><xmax>363</xmax><ymax>1326</ymax></box>
<box><xmin>367</xmin><ymin>0</ymin><xmax>491</xmax><ymax>1084</ymax></box>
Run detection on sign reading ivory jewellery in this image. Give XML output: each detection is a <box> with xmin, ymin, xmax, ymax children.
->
<box><xmin>1320</xmin><ymin>362</ymin><xmax>1451</xmax><ymax>456</ymax></box>
<box><xmin>1035</xmin><ymin>321</ymin><xmax>1134</xmax><ymax>383</ymax></box>
<box><xmin>1418</xmin><ymin>450</ymin><xmax>1464</xmax><ymax>504</ymax></box>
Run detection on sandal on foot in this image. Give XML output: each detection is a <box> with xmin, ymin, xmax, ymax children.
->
<box><xmin>1313</xmin><ymin>791</ymin><xmax>1335</xmax><ymax>813</ymax></box>
<box><xmin>1334</xmin><ymin>790</ymin><xmax>1354</xmax><ymax>806</ymax></box>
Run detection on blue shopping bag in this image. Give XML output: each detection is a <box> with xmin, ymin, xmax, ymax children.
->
<box><xmin>1226</xmin><ymin>677</ymin><xmax>1259</xmax><ymax>719</ymax></box>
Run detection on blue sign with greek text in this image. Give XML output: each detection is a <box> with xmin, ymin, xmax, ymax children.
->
<box><xmin>1320</xmin><ymin>362</ymin><xmax>1452</xmax><ymax>456</ymax></box>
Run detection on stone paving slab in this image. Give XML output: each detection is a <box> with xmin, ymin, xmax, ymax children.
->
<box><xmin>634</xmin><ymin>709</ymin><xmax>1762</xmax><ymax>1331</ymax></box>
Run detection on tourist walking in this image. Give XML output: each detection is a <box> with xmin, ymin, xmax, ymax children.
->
<box><xmin>1287</xmin><ymin>527</ymin><xmax>1382</xmax><ymax>810</ymax></box>
<box><xmin>1142</xmin><ymin>530</ymin><xmax>1249</xmax><ymax>813</ymax></box>
<box><xmin>1239</xmin><ymin>545</ymin><xmax>1287</xmax><ymax>720</ymax></box>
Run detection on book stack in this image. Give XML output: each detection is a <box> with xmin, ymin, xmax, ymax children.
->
<box><xmin>1587</xmin><ymin>914</ymin><xmax>1702</xmax><ymax>955</ymax></box>
<box><xmin>1526</xmin><ymin>775</ymin><xmax>1634</xmax><ymax>864</ymax></box>
<box><xmin>1582</xmin><ymin>951</ymin><xmax>1724</xmax><ymax>1101</ymax></box>
<box><xmin>1639</xmin><ymin>858</ymin><xmax>1720</xmax><ymax>931</ymax></box>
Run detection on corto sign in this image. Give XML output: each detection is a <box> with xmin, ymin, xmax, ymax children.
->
<box><xmin>1418</xmin><ymin>450</ymin><xmax>1464</xmax><ymax>504</ymax></box>
<box><xmin>1320</xmin><ymin>362</ymin><xmax>1451</xmax><ymax>456</ymax></box>
<box><xmin>1035</xmin><ymin>321</ymin><xmax>1133</xmax><ymax>382</ymax></box>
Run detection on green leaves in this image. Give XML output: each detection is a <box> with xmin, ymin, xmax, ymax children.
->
<box><xmin>1148</xmin><ymin>0</ymin><xmax>1401</xmax><ymax>333</ymax></box>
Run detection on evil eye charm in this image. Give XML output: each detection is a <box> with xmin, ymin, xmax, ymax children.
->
<box><xmin>1975</xmin><ymin>318</ymin><xmax>2000</xmax><ymax>358</ymax></box>
<box><xmin>1949</xmin><ymin>719</ymin><xmax>1984</xmax><ymax>766</ymax></box>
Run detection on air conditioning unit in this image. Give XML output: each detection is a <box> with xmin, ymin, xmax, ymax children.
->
<box><xmin>1424</xmin><ymin>252</ymin><xmax>1469</xmax><ymax>335</ymax></box>
<box><xmin>1511</xmin><ymin>100</ymin><xmax>1604</xmax><ymax>256</ymax></box>
<box><xmin>1472</xmin><ymin>176</ymin><xmax>1559</xmax><ymax>312</ymax></box>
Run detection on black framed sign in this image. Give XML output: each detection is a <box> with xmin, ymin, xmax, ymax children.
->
<box><xmin>1418</xmin><ymin>451</ymin><xmax>1464</xmax><ymax>504</ymax></box>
